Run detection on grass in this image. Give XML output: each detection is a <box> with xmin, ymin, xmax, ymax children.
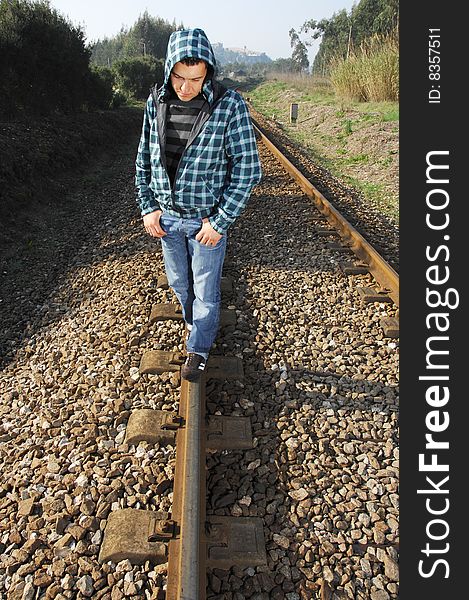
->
<box><xmin>248</xmin><ymin>80</ymin><xmax>398</xmax><ymax>123</ymax></box>
<box><xmin>354</xmin><ymin>101</ymin><xmax>399</xmax><ymax>122</ymax></box>
<box><xmin>124</xmin><ymin>97</ymin><xmax>146</xmax><ymax>110</ymax></box>
<box><xmin>347</xmin><ymin>180</ymin><xmax>398</xmax><ymax>221</ymax></box>
<box><xmin>248</xmin><ymin>80</ymin><xmax>336</xmax><ymax>117</ymax></box>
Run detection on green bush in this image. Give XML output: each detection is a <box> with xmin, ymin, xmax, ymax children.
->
<box><xmin>113</xmin><ymin>55</ymin><xmax>164</xmax><ymax>100</ymax></box>
<box><xmin>110</xmin><ymin>90</ymin><xmax>127</xmax><ymax>109</ymax></box>
<box><xmin>84</xmin><ymin>66</ymin><xmax>116</xmax><ymax>110</ymax></box>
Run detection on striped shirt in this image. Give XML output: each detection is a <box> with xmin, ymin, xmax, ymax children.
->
<box><xmin>165</xmin><ymin>94</ymin><xmax>205</xmax><ymax>186</ymax></box>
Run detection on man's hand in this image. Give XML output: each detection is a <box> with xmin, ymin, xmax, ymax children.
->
<box><xmin>143</xmin><ymin>210</ymin><xmax>166</xmax><ymax>238</ymax></box>
<box><xmin>196</xmin><ymin>218</ymin><xmax>223</xmax><ymax>246</ymax></box>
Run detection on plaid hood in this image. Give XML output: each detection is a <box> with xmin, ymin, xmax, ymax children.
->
<box><xmin>160</xmin><ymin>28</ymin><xmax>217</xmax><ymax>104</ymax></box>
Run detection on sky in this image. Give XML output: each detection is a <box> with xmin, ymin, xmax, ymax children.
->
<box><xmin>48</xmin><ymin>0</ymin><xmax>356</xmax><ymax>63</ymax></box>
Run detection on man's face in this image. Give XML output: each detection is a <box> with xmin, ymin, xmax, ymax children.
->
<box><xmin>170</xmin><ymin>60</ymin><xmax>207</xmax><ymax>102</ymax></box>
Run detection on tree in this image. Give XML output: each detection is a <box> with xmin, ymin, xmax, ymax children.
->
<box><xmin>0</xmin><ymin>0</ymin><xmax>125</xmax><ymax>118</ymax></box>
<box><xmin>91</xmin><ymin>12</ymin><xmax>180</xmax><ymax>67</ymax></box>
<box><xmin>300</xmin><ymin>9</ymin><xmax>352</xmax><ymax>75</ymax></box>
<box><xmin>0</xmin><ymin>0</ymin><xmax>91</xmax><ymax>116</ymax></box>
<box><xmin>90</xmin><ymin>30</ymin><xmax>128</xmax><ymax>68</ymax></box>
<box><xmin>289</xmin><ymin>28</ymin><xmax>309</xmax><ymax>72</ymax></box>
<box><xmin>269</xmin><ymin>57</ymin><xmax>297</xmax><ymax>74</ymax></box>
<box><xmin>352</xmin><ymin>0</ymin><xmax>399</xmax><ymax>40</ymax></box>
<box><xmin>299</xmin><ymin>0</ymin><xmax>399</xmax><ymax>74</ymax></box>
<box><xmin>85</xmin><ymin>66</ymin><xmax>116</xmax><ymax>109</ymax></box>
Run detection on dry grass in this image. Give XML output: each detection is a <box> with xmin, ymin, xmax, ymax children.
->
<box><xmin>330</xmin><ymin>34</ymin><xmax>399</xmax><ymax>102</ymax></box>
<box><xmin>265</xmin><ymin>71</ymin><xmax>333</xmax><ymax>95</ymax></box>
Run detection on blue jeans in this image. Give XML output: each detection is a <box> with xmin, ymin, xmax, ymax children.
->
<box><xmin>159</xmin><ymin>214</ymin><xmax>227</xmax><ymax>360</ymax></box>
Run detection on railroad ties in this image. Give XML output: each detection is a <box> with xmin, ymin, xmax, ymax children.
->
<box><xmin>98</xmin><ymin>275</ymin><xmax>267</xmax><ymax>599</ymax></box>
<box><xmin>310</xmin><ymin>217</ymin><xmax>399</xmax><ymax>339</ymax></box>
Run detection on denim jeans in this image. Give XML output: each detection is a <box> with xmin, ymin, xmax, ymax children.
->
<box><xmin>159</xmin><ymin>213</ymin><xmax>227</xmax><ymax>360</ymax></box>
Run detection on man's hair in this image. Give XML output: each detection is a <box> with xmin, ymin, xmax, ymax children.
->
<box><xmin>180</xmin><ymin>57</ymin><xmax>207</xmax><ymax>67</ymax></box>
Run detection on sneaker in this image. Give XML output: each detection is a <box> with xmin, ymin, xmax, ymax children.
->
<box><xmin>181</xmin><ymin>353</ymin><xmax>206</xmax><ymax>382</ymax></box>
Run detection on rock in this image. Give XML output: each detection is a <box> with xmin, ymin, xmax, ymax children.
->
<box><xmin>33</xmin><ymin>572</ymin><xmax>53</xmax><ymax>587</ymax></box>
<box><xmin>21</xmin><ymin>583</ymin><xmax>36</xmax><ymax>600</ymax></box>
<box><xmin>383</xmin><ymin>554</ymin><xmax>399</xmax><ymax>581</ymax></box>
<box><xmin>272</xmin><ymin>534</ymin><xmax>290</xmax><ymax>549</ymax></box>
<box><xmin>371</xmin><ymin>590</ymin><xmax>390</xmax><ymax>600</ymax></box>
<box><xmin>0</xmin><ymin>133</ymin><xmax>399</xmax><ymax>600</ymax></box>
<box><xmin>17</xmin><ymin>498</ymin><xmax>35</xmax><ymax>516</ymax></box>
<box><xmin>76</xmin><ymin>575</ymin><xmax>94</xmax><ymax>597</ymax></box>
<box><xmin>289</xmin><ymin>488</ymin><xmax>308</xmax><ymax>501</ymax></box>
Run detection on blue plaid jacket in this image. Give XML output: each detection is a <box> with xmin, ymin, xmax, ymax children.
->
<box><xmin>135</xmin><ymin>28</ymin><xmax>262</xmax><ymax>234</ymax></box>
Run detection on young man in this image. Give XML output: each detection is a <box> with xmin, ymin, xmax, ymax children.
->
<box><xmin>135</xmin><ymin>28</ymin><xmax>261</xmax><ymax>381</ymax></box>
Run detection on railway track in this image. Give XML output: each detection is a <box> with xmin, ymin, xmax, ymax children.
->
<box><xmin>252</xmin><ymin>122</ymin><xmax>399</xmax><ymax>311</ymax></box>
<box><xmin>0</xmin><ymin>119</ymin><xmax>399</xmax><ymax>599</ymax></box>
<box><xmin>249</xmin><ymin>107</ymin><xmax>400</xmax><ymax>274</ymax></box>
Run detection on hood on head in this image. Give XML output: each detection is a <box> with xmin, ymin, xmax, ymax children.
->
<box><xmin>163</xmin><ymin>28</ymin><xmax>217</xmax><ymax>100</ymax></box>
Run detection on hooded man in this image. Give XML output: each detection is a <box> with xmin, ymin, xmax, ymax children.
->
<box><xmin>135</xmin><ymin>28</ymin><xmax>262</xmax><ymax>381</ymax></box>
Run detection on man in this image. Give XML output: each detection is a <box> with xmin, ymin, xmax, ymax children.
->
<box><xmin>135</xmin><ymin>28</ymin><xmax>261</xmax><ymax>382</ymax></box>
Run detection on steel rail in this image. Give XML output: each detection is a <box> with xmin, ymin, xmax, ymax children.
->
<box><xmin>252</xmin><ymin>120</ymin><xmax>399</xmax><ymax>307</ymax></box>
<box><xmin>179</xmin><ymin>379</ymin><xmax>202</xmax><ymax>599</ymax></box>
<box><xmin>166</xmin><ymin>377</ymin><xmax>206</xmax><ymax>600</ymax></box>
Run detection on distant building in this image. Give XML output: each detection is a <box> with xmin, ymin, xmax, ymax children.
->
<box><xmin>212</xmin><ymin>41</ymin><xmax>272</xmax><ymax>65</ymax></box>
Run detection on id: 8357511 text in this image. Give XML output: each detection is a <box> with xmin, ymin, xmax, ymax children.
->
<box><xmin>428</xmin><ymin>28</ymin><xmax>441</xmax><ymax>104</ymax></box>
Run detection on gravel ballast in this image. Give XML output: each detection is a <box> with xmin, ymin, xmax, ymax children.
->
<box><xmin>0</xmin><ymin>131</ymin><xmax>399</xmax><ymax>599</ymax></box>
